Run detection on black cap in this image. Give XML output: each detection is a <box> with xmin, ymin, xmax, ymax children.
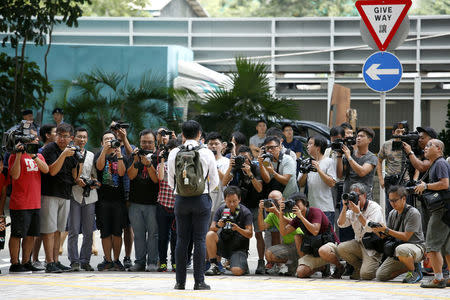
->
<box><xmin>22</xmin><ymin>109</ymin><xmax>33</xmax><ymax>116</ymax></box>
<box><xmin>416</xmin><ymin>127</ymin><xmax>437</xmax><ymax>139</ymax></box>
<box><xmin>52</xmin><ymin>108</ymin><xmax>64</xmax><ymax>115</ymax></box>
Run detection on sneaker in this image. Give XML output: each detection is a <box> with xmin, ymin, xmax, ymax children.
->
<box><xmin>331</xmin><ymin>265</ymin><xmax>345</xmax><ymax>279</ymax></box>
<box><xmin>23</xmin><ymin>261</ymin><xmax>45</xmax><ymax>273</ymax></box>
<box><xmin>420</xmin><ymin>278</ymin><xmax>446</xmax><ymax>288</ymax></box>
<box><xmin>146</xmin><ymin>264</ymin><xmax>158</xmax><ymax>272</ymax></box>
<box><xmin>279</xmin><ymin>264</ymin><xmax>289</xmax><ymax>276</ymax></box>
<box><xmin>113</xmin><ymin>260</ymin><xmax>126</xmax><ymax>271</ymax></box>
<box><xmin>70</xmin><ymin>262</ymin><xmax>80</xmax><ymax>272</ymax></box>
<box><xmin>9</xmin><ymin>263</ymin><xmax>32</xmax><ymax>274</ymax></box>
<box><xmin>403</xmin><ymin>263</ymin><xmax>423</xmax><ymax>284</ymax></box>
<box><xmin>205</xmin><ymin>263</ymin><xmax>223</xmax><ymax>276</ymax></box>
<box><xmin>350</xmin><ymin>268</ymin><xmax>361</xmax><ymax>280</ymax></box>
<box><xmin>80</xmin><ymin>263</ymin><xmax>94</xmax><ymax>271</ymax></box>
<box><xmin>446</xmin><ymin>277</ymin><xmax>450</xmax><ymax>287</ymax></box>
<box><xmin>204</xmin><ymin>261</ymin><xmax>211</xmax><ymax>272</ymax></box>
<box><xmin>55</xmin><ymin>261</ymin><xmax>71</xmax><ymax>272</ymax></box>
<box><xmin>266</xmin><ymin>263</ymin><xmax>281</xmax><ymax>275</ymax></box>
<box><xmin>157</xmin><ymin>264</ymin><xmax>168</xmax><ymax>272</ymax></box>
<box><xmin>193</xmin><ymin>282</ymin><xmax>211</xmax><ymax>290</ymax></box>
<box><xmin>123</xmin><ymin>256</ymin><xmax>132</xmax><ymax>269</ymax></box>
<box><xmin>172</xmin><ymin>264</ymin><xmax>176</xmax><ymax>272</ymax></box>
<box><xmin>32</xmin><ymin>261</ymin><xmax>46</xmax><ymax>270</ymax></box>
<box><xmin>321</xmin><ymin>264</ymin><xmax>331</xmax><ymax>278</ymax></box>
<box><xmin>97</xmin><ymin>258</ymin><xmax>114</xmax><ymax>271</ymax></box>
<box><xmin>128</xmin><ymin>263</ymin><xmax>145</xmax><ymax>272</ymax></box>
<box><xmin>45</xmin><ymin>262</ymin><xmax>63</xmax><ymax>273</ymax></box>
<box><xmin>255</xmin><ymin>259</ymin><xmax>265</xmax><ymax>275</ymax></box>
<box><xmin>265</xmin><ymin>262</ymin><xmax>274</xmax><ymax>274</ymax></box>
<box><xmin>343</xmin><ymin>263</ymin><xmax>354</xmax><ymax>276</ymax></box>
<box><xmin>217</xmin><ymin>261</ymin><xmax>225</xmax><ymax>273</ymax></box>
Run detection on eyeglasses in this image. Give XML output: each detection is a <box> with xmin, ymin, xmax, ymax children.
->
<box><xmin>265</xmin><ymin>145</ymin><xmax>279</xmax><ymax>151</ymax></box>
<box><xmin>141</xmin><ymin>141</ymin><xmax>155</xmax><ymax>145</ymax></box>
<box><xmin>389</xmin><ymin>197</ymin><xmax>401</xmax><ymax>203</ymax></box>
<box><xmin>75</xmin><ymin>135</ymin><xmax>87</xmax><ymax>140</ymax></box>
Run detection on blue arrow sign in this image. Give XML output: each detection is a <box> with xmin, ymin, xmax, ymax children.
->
<box><xmin>363</xmin><ymin>51</ymin><xmax>402</xmax><ymax>92</ymax></box>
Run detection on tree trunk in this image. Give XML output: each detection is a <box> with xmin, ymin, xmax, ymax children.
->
<box><xmin>40</xmin><ymin>25</ymin><xmax>53</xmax><ymax>124</ymax></box>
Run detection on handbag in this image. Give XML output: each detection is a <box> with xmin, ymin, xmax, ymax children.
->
<box><xmin>383</xmin><ymin>205</ymin><xmax>411</xmax><ymax>257</ymax></box>
<box><xmin>421</xmin><ymin>190</ymin><xmax>450</xmax><ymax>212</ymax></box>
<box><xmin>362</xmin><ymin>232</ymin><xmax>384</xmax><ymax>253</ymax></box>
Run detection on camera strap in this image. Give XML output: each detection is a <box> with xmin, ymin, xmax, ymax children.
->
<box><xmin>394</xmin><ymin>205</ymin><xmax>411</xmax><ymax>232</ymax></box>
<box><xmin>419</xmin><ymin>156</ymin><xmax>443</xmax><ymax>183</ymax></box>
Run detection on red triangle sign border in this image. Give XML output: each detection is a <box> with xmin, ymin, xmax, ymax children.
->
<box><xmin>356</xmin><ymin>0</ymin><xmax>412</xmax><ymax>51</ymax></box>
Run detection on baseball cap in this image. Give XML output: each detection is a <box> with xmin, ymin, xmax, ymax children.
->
<box><xmin>416</xmin><ymin>127</ymin><xmax>437</xmax><ymax>139</ymax></box>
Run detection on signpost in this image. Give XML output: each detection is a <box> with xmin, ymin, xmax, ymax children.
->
<box><xmin>356</xmin><ymin>0</ymin><xmax>412</xmax><ymax>214</ymax></box>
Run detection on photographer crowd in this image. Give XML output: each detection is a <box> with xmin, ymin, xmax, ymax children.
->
<box><xmin>0</xmin><ymin>112</ymin><xmax>449</xmax><ymax>290</ymax></box>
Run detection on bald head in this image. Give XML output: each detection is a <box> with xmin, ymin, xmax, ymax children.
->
<box><xmin>268</xmin><ymin>190</ymin><xmax>283</xmax><ymax>200</ymax></box>
<box><xmin>431</xmin><ymin>139</ymin><xmax>444</xmax><ymax>154</ymax></box>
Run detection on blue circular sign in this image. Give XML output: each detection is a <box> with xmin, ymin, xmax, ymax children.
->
<box><xmin>362</xmin><ymin>51</ymin><xmax>403</xmax><ymax>92</ymax></box>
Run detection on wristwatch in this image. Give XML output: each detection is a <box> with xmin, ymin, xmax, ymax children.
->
<box><xmin>384</xmin><ymin>228</ymin><xmax>389</xmax><ymax>235</ymax></box>
<box><xmin>31</xmin><ymin>155</ymin><xmax>38</xmax><ymax>160</ymax></box>
<box><xmin>407</xmin><ymin>151</ymin><xmax>414</xmax><ymax>156</ymax></box>
<box><xmin>248</xmin><ymin>174</ymin><xmax>255</xmax><ymax>180</ymax></box>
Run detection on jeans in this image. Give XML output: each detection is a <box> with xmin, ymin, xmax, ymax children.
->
<box><xmin>336</xmin><ymin>182</ymin><xmax>355</xmax><ymax>242</ymax></box>
<box><xmin>68</xmin><ymin>198</ymin><xmax>95</xmax><ymax>264</ymax></box>
<box><xmin>174</xmin><ymin>194</ymin><xmax>211</xmax><ymax>285</ymax></box>
<box><xmin>324</xmin><ymin>211</ymin><xmax>335</xmax><ymax>232</ymax></box>
<box><xmin>128</xmin><ymin>203</ymin><xmax>158</xmax><ymax>266</ymax></box>
<box><xmin>156</xmin><ymin>204</ymin><xmax>176</xmax><ymax>265</ymax></box>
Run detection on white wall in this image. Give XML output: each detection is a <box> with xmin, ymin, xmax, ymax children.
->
<box><xmin>429</xmin><ymin>100</ymin><xmax>448</xmax><ymax>132</ymax></box>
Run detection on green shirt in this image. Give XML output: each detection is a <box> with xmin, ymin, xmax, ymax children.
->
<box><xmin>264</xmin><ymin>212</ymin><xmax>303</xmax><ymax>244</ymax></box>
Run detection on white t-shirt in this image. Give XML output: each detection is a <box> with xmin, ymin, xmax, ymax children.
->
<box><xmin>72</xmin><ymin>150</ymin><xmax>98</xmax><ymax>204</ymax></box>
<box><xmin>210</xmin><ymin>156</ymin><xmax>230</xmax><ymax>213</ymax></box>
<box><xmin>298</xmin><ymin>157</ymin><xmax>336</xmax><ymax>212</ymax></box>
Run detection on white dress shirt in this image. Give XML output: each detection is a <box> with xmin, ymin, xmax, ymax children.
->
<box><xmin>167</xmin><ymin>139</ymin><xmax>219</xmax><ymax>195</ymax></box>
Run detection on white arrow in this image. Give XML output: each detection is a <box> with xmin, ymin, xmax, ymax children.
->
<box><xmin>366</xmin><ymin>64</ymin><xmax>400</xmax><ymax>80</ymax></box>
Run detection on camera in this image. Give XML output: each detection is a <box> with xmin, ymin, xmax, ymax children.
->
<box><xmin>342</xmin><ymin>191</ymin><xmax>359</xmax><ymax>205</ymax></box>
<box><xmin>298</xmin><ymin>158</ymin><xmax>317</xmax><ymax>173</ymax></box>
<box><xmin>330</xmin><ymin>137</ymin><xmax>356</xmax><ymax>154</ymax></box>
<box><xmin>392</xmin><ymin>132</ymin><xmax>420</xmax><ymax>153</ymax></box>
<box><xmin>80</xmin><ymin>177</ymin><xmax>101</xmax><ymax>198</ymax></box>
<box><xmin>234</xmin><ymin>155</ymin><xmax>246</xmax><ymax>170</ymax></box>
<box><xmin>220</xmin><ymin>208</ymin><xmax>235</xmax><ymax>231</ymax></box>
<box><xmin>283</xmin><ymin>199</ymin><xmax>295</xmax><ymax>213</ymax></box>
<box><xmin>2</xmin><ymin>120</ymin><xmax>36</xmax><ymax>153</ymax></box>
<box><xmin>137</xmin><ymin>149</ymin><xmax>153</xmax><ymax>156</ymax></box>
<box><xmin>261</xmin><ymin>153</ymin><xmax>273</xmax><ymax>167</ymax></box>
<box><xmin>404</xmin><ymin>180</ymin><xmax>420</xmax><ymax>195</ymax></box>
<box><xmin>109</xmin><ymin>139</ymin><xmax>121</xmax><ymax>148</ymax></box>
<box><xmin>263</xmin><ymin>198</ymin><xmax>277</xmax><ymax>209</ymax></box>
<box><xmin>24</xmin><ymin>143</ymin><xmax>40</xmax><ymax>154</ymax></box>
<box><xmin>368</xmin><ymin>221</ymin><xmax>382</xmax><ymax>228</ymax></box>
<box><xmin>68</xmin><ymin>142</ymin><xmax>85</xmax><ymax>163</ymax></box>
<box><xmin>110</xmin><ymin>121</ymin><xmax>130</xmax><ymax>131</ymax></box>
<box><xmin>159</xmin><ymin>130</ymin><xmax>173</xmax><ymax>137</ymax></box>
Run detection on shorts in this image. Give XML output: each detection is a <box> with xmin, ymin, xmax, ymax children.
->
<box><xmin>10</xmin><ymin>209</ymin><xmax>40</xmax><ymax>238</ymax></box>
<box><xmin>426</xmin><ymin>207</ymin><xmax>450</xmax><ymax>254</ymax></box>
<box><xmin>267</xmin><ymin>242</ymin><xmax>298</xmax><ymax>263</ymax></box>
<box><xmin>250</xmin><ymin>207</ymin><xmax>263</xmax><ymax>233</ymax></box>
<box><xmin>298</xmin><ymin>242</ymin><xmax>338</xmax><ymax>270</ymax></box>
<box><xmin>40</xmin><ymin>196</ymin><xmax>70</xmax><ymax>234</ymax></box>
<box><xmin>230</xmin><ymin>251</ymin><xmax>249</xmax><ymax>272</ymax></box>
<box><xmin>96</xmin><ymin>200</ymin><xmax>127</xmax><ymax>238</ymax></box>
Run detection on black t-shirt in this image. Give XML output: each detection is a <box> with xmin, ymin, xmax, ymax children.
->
<box><xmin>213</xmin><ymin>203</ymin><xmax>253</xmax><ymax>229</ymax></box>
<box><xmin>94</xmin><ymin>151</ymin><xmax>125</xmax><ymax>202</ymax></box>
<box><xmin>41</xmin><ymin>142</ymin><xmax>77</xmax><ymax>199</ymax></box>
<box><xmin>126</xmin><ymin>157</ymin><xmax>159</xmax><ymax>205</ymax></box>
<box><xmin>229</xmin><ymin>162</ymin><xmax>263</xmax><ymax>208</ymax></box>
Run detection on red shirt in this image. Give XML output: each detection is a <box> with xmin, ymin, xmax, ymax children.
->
<box><xmin>0</xmin><ymin>170</ymin><xmax>9</xmax><ymax>190</ymax></box>
<box><xmin>8</xmin><ymin>153</ymin><xmax>45</xmax><ymax>210</ymax></box>
<box><xmin>289</xmin><ymin>207</ymin><xmax>339</xmax><ymax>243</ymax></box>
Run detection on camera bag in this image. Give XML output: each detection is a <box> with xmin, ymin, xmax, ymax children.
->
<box><xmin>383</xmin><ymin>205</ymin><xmax>411</xmax><ymax>257</ymax></box>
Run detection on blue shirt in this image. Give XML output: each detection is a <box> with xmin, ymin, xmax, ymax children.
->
<box><xmin>283</xmin><ymin>138</ymin><xmax>303</xmax><ymax>156</ymax></box>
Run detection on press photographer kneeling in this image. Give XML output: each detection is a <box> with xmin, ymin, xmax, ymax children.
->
<box><xmin>205</xmin><ymin>186</ymin><xmax>253</xmax><ymax>276</ymax></box>
<box><xmin>373</xmin><ymin>185</ymin><xmax>425</xmax><ymax>283</ymax></box>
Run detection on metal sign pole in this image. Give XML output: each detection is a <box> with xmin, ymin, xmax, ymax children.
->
<box><xmin>380</xmin><ymin>91</ymin><xmax>386</xmax><ymax>215</ymax></box>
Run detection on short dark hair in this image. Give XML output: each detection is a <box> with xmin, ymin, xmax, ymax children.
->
<box><xmin>388</xmin><ymin>185</ymin><xmax>408</xmax><ymax>198</ymax></box>
<box><xmin>256</xmin><ymin>119</ymin><xmax>267</xmax><ymax>125</ymax></box>
<box><xmin>289</xmin><ymin>192</ymin><xmax>309</xmax><ymax>207</ymax></box>
<box><xmin>357</xmin><ymin>127</ymin><xmax>375</xmax><ymax>140</ymax></box>
<box><xmin>231</xmin><ymin>131</ymin><xmax>247</xmax><ymax>146</ymax></box>
<box><xmin>56</xmin><ymin>123</ymin><xmax>74</xmax><ymax>136</ymax></box>
<box><xmin>182</xmin><ymin>120</ymin><xmax>202</xmax><ymax>140</ymax></box>
<box><xmin>74</xmin><ymin>127</ymin><xmax>88</xmax><ymax>136</ymax></box>
<box><xmin>101</xmin><ymin>130</ymin><xmax>117</xmax><ymax>143</ymax></box>
<box><xmin>281</xmin><ymin>123</ymin><xmax>293</xmax><ymax>131</ymax></box>
<box><xmin>393</xmin><ymin>121</ymin><xmax>409</xmax><ymax>133</ymax></box>
<box><xmin>223</xmin><ymin>185</ymin><xmax>241</xmax><ymax>199</ymax></box>
<box><xmin>39</xmin><ymin>124</ymin><xmax>56</xmax><ymax>143</ymax></box>
<box><xmin>263</xmin><ymin>135</ymin><xmax>281</xmax><ymax>146</ymax></box>
<box><xmin>166</xmin><ymin>139</ymin><xmax>180</xmax><ymax>150</ymax></box>
<box><xmin>340</xmin><ymin>122</ymin><xmax>353</xmax><ymax>131</ymax></box>
<box><xmin>139</xmin><ymin>129</ymin><xmax>155</xmax><ymax>139</ymax></box>
<box><xmin>330</xmin><ymin>126</ymin><xmax>345</xmax><ymax>138</ymax></box>
<box><xmin>266</xmin><ymin>127</ymin><xmax>286</xmax><ymax>141</ymax></box>
<box><xmin>307</xmin><ymin>135</ymin><xmax>328</xmax><ymax>154</ymax></box>
<box><xmin>237</xmin><ymin>145</ymin><xmax>253</xmax><ymax>159</ymax></box>
<box><xmin>206</xmin><ymin>131</ymin><xmax>223</xmax><ymax>143</ymax></box>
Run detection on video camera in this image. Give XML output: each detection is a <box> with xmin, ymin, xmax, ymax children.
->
<box><xmin>80</xmin><ymin>177</ymin><xmax>101</xmax><ymax>198</ymax></box>
<box><xmin>220</xmin><ymin>208</ymin><xmax>235</xmax><ymax>231</ymax></box>
<box><xmin>298</xmin><ymin>157</ymin><xmax>317</xmax><ymax>173</ymax></box>
<box><xmin>2</xmin><ymin>120</ymin><xmax>36</xmax><ymax>153</ymax></box>
<box><xmin>342</xmin><ymin>191</ymin><xmax>359</xmax><ymax>205</ymax></box>
<box><xmin>330</xmin><ymin>137</ymin><xmax>356</xmax><ymax>154</ymax></box>
<box><xmin>110</xmin><ymin>121</ymin><xmax>130</xmax><ymax>131</ymax></box>
<box><xmin>159</xmin><ymin>130</ymin><xmax>173</xmax><ymax>138</ymax></box>
<box><xmin>391</xmin><ymin>132</ymin><xmax>420</xmax><ymax>153</ymax></box>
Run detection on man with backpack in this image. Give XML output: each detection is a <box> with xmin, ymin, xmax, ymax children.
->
<box><xmin>167</xmin><ymin>120</ymin><xmax>219</xmax><ymax>290</ymax></box>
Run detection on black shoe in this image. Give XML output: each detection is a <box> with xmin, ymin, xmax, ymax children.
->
<box><xmin>255</xmin><ymin>259</ymin><xmax>265</xmax><ymax>275</ymax></box>
<box><xmin>343</xmin><ymin>263</ymin><xmax>354</xmax><ymax>276</ymax></box>
<box><xmin>97</xmin><ymin>258</ymin><xmax>114</xmax><ymax>271</ymax></box>
<box><xmin>80</xmin><ymin>263</ymin><xmax>94</xmax><ymax>272</ymax></box>
<box><xmin>194</xmin><ymin>282</ymin><xmax>211</xmax><ymax>290</ymax></box>
<box><xmin>23</xmin><ymin>261</ymin><xmax>45</xmax><ymax>273</ymax></box>
<box><xmin>45</xmin><ymin>262</ymin><xmax>63</xmax><ymax>273</ymax></box>
<box><xmin>9</xmin><ymin>263</ymin><xmax>32</xmax><ymax>274</ymax></box>
<box><xmin>123</xmin><ymin>256</ymin><xmax>132</xmax><ymax>269</ymax></box>
<box><xmin>55</xmin><ymin>261</ymin><xmax>72</xmax><ymax>272</ymax></box>
<box><xmin>113</xmin><ymin>260</ymin><xmax>126</xmax><ymax>271</ymax></box>
<box><xmin>174</xmin><ymin>282</ymin><xmax>185</xmax><ymax>290</ymax></box>
<box><xmin>70</xmin><ymin>262</ymin><xmax>80</xmax><ymax>272</ymax></box>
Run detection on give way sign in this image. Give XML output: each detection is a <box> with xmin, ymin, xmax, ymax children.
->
<box><xmin>356</xmin><ymin>0</ymin><xmax>412</xmax><ymax>51</ymax></box>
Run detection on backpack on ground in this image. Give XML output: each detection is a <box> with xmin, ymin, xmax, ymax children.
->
<box><xmin>175</xmin><ymin>145</ymin><xmax>208</xmax><ymax>197</ymax></box>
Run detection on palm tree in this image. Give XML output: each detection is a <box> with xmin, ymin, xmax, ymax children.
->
<box><xmin>57</xmin><ymin>69</ymin><xmax>178</xmax><ymax>147</ymax></box>
<box><xmin>190</xmin><ymin>57</ymin><xmax>297</xmax><ymax>139</ymax></box>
